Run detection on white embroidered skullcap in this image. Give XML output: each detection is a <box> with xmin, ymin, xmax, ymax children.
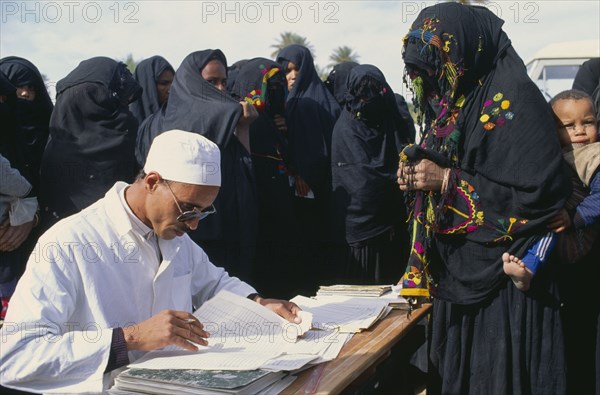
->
<box><xmin>144</xmin><ymin>130</ymin><xmax>221</xmax><ymax>186</ymax></box>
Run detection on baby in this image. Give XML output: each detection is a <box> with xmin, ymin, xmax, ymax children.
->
<box><xmin>503</xmin><ymin>89</ymin><xmax>600</xmax><ymax>291</ymax></box>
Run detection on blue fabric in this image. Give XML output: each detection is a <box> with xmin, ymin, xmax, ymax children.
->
<box><xmin>0</xmin><ymin>278</ymin><xmax>17</xmax><ymax>297</ymax></box>
<box><xmin>574</xmin><ymin>171</ymin><xmax>600</xmax><ymax>229</ymax></box>
<box><xmin>521</xmin><ymin>232</ymin><xmax>556</xmax><ymax>274</ymax></box>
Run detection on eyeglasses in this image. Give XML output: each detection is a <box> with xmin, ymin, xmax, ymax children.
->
<box><xmin>164</xmin><ymin>181</ymin><xmax>216</xmax><ymax>222</ymax></box>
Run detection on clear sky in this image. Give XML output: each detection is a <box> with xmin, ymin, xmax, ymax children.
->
<box><xmin>1</xmin><ymin>0</ymin><xmax>599</xmax><ymax>99</ymax></box>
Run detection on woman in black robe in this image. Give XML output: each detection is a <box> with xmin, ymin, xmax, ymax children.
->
<box><xmin>0</xmin><ymin>56</ymin><xmax>53</xmax><ymax>197</ymax></box>
<box><xmin>229</xmin><ymin>57</ymin><xmax>305</xmax><ymax>298</ymax></box>
<box><xmin>0</xmin><ymin>59</ymin><xmax>53</xmax><ymax>309</ymax></box>
<box><xmin>324</xmin><ymin>61</ymin><xmax>359</xmax><ymax>105</ymax></box>
<box><xmin>129</xmin><ymin>55</ymin><xmax>174</xmax><ymax>125</ymax></box>
<box><xmin>396</xmin><ymin>3</ymin><xmax>570</xmax><ymax>393</ymax></box>
<box><xmin>276</xmin><ymin>45</ymin><xmax>341</xmax><ymax>293</ymax></box>
<box><xmin>136</xmin><ymin>49</ymin><xmax>258</xmax><ymax>282</ymax></box>
<box><xmin>40</xmin><ymin>57</ymin><xmax>141</xmax><ymax>228</ymax></box>
<box><xmin>332</xmin><ymin>64</ymin><xmax>412</xmax><ymax>285</ymax></box>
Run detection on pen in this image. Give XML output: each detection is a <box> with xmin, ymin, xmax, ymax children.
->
<box><xmin>184</xmin><ymin>318</ymin><xmax>196</xmax><ymax>324</ymax></box>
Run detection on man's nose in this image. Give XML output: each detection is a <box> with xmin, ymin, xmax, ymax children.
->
<box><xmin>185</xmin><ymin>217</ymin><xmax>201</xmax><ymax>231</ymax></box>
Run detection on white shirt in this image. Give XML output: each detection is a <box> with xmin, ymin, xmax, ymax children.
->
<box><xmin>0</xmin><ymin>182</ymin><xmax>256</xmax><ymax>394</ymax></box>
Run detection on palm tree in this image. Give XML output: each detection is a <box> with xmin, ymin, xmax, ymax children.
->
<box><xmin>327</xmin><ymin>46</ymin><xmax>360</xmax><ymax>68</ymax></box>
<box><xmin>121</xmin><ymin>53</ymin><xmax>140</xmax><ymax>73</ymax></box>
<box><xmin>270</xmin><ymin>32</ymin><xmax>315</xmax><ymax>59</ymax></box>
<box><xmin>315</xmin><ymin>64</ymin><xmax>329</xmax><ymax>82</ymax></box>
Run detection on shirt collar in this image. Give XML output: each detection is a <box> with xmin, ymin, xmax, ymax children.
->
<box><xmin>118</xmin><ymin>184</ymin><xmax>155</xmax><ymax>240</ymax></box>
<box><xmin>104</xmin><ymin>182</ymin><xmax>148</xmax><ymax>239</ymax></box>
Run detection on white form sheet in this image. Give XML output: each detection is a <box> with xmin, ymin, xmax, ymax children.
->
<box><xmin>129</xmin><ymin>291</ymin><xmax>315</xmax><ymax>371</ymax></box>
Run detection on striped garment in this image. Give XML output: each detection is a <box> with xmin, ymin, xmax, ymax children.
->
<box><xmin>521</xmin><ymin>231</ymin><xmax>557</xmax><ymax>274</ymax></box>
<box><xmin>573</xmin><ymin>171</ymin><xmax>600</xmax><ymax>229</ymax></box>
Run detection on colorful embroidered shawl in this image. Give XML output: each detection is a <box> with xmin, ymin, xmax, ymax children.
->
<box><xmin>399</xmin><ymin>4</ymin><xmax>569</xmax><ymax>303</ymax></box>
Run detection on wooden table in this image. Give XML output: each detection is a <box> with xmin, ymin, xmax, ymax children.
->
<box><xmin>281</xmin><ymin>304</ymin><xmax>431</xmax><ymax>394</ymax></box>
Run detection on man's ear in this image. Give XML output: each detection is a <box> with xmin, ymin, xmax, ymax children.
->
<box><xmin>145</xmin><ymin>172</ymin><xmax>162</xmax><ymax>192</ymax></box>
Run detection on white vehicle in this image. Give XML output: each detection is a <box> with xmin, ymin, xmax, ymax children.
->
<box><xmin>525</xmin><ymin>39</ymin><xmax>600</xmax><ymax>100</ymax></box>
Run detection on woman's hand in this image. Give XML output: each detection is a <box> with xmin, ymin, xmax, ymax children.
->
<box><xmin>547</xmin><ymin>208</ymin><xmax>572</xmax><ymax>233</ymax></box>
<box><xmin>397</xmin><ymin>159</ymin><xmax>446</xmax><ymax>192</ymax></box>
<box><xmin>238</xmin><ymin>101</ymin><xmax>259</xmax><ymax>128</ymax></box>
<box><xmin>0</xmin><ymin>220</ymin><xmax>35</xmax><ymax>251</ymax></box>
<box><xmin>295</xmin><ymin>175</ymin><xmax>311</xmax><ymax>197</ymax></box>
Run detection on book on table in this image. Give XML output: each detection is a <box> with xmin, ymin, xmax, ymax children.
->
<box><xmin>110</xmin><ymin>368</ymin><xmax>288</xmax><ymax>395</ymax></box>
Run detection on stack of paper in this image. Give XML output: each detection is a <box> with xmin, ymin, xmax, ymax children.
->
<box><xmin>316</xmin><ymin>284</ymin><xmax>410</xmax><ymax>310</ymax></box>
<box><xmin>291</xmin><ymin>295</ymin><xmax>391</xmax><ymax>333</ymax></box>
<box><xmin>316</xmin><ymin>284</ymin><xmax>392</xmax><ymax>297</ymax></box>
<box><xmin>122</xmin><ymin>291</ymin><xmax>347</xmax><ymax>374</ymax></box>
<box><xmin>110</xmin><ymin>368</ymin><xmax>288</xmax><ymax>395</ymax></box>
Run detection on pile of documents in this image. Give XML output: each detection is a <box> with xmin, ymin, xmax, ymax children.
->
<box><xmin>291</xmin><ymin>295</ymin><xmax>392</xmax><ymax>333</ymax></box>
<box><xmin>109</xmin><ymin>287</ymin><xmax>412</xmax><ymax>393</ymax></box>
<box><xmin>316</xmin><ymin>284</ymin><xmax>392</xmax><ymax>297</ymax></box>
<box><xmin>110</xmin><ymin>290</ymin><xmax>351</xmax><ymax>394</ymax></box>
<box><xmin>316</xmin><ymin>284</ymin><xmax>410</xmax><ymax>309</ymax></box>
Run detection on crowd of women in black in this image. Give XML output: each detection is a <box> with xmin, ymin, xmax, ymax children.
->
<box><xmin>1</xmin><ymin>3</ymin><xmax>599</xmax><ymax>394</ymax></box>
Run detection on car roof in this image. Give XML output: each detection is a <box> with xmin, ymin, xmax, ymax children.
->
<box><xmin>525</xmin><ymin>40</ymin><xmax>600</xmax><ymax>64</ymax></box>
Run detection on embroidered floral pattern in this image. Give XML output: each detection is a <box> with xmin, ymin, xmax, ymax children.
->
<box><xmin>492</xmin><ymin>217</ymin><xmax>529</xmax><ymax>243</ymax></box>
<box><xmin>439</xmin><ymin>179</ymin><xmax>484</xmax><ymax>234</ymax></box>
<box><xmin>479</xmin><ymin>92</ymin><xmax>514</xmax><ymax>131</ymax></box>
<box><xmin>401</xmin><ymin>241</ymin><xmax>433</xmax><ymax>296</ymax></box>
<box><xmin>245</xmin><ymin>89</ymin><xmax>263</xmax><ymax>109</ymax></box>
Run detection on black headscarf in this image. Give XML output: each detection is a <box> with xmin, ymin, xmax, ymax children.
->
<box><xmin>0</xmin><ymin>72</ymin><xmax>19</xmax><ymax>170</ymax></box>
<box><xmin>276</xmin><ymin>45</ymin><xmax>341</xmax><ymax>197</ymax></box>
<box><xmin>226</xmin><ymin>59</ymin><xmax>249</xmax><ymax>97</ymax></box>
<box><xmin>325</xmin><ymin>61</ymin><xmax>359</xmax><ymax>104</ymax></box>
<box><xmin>0</xmin><ymin>71</ymin><xmax>15</xmax><ymax>95</ymax></box>
<box><xmin>395</xmin><ymin>93</ymin><xmax>417</xmax><ymax>142</ymax></box>
<box><xmin>136</xmin><ymin>50</ymin><xmax>256</xmax><ymax>247</ymax></box>
<box><xmin>0</xmin><ymin>57</ymin><xmax>53</xmax><ymax>194</ymax></box>
<box><xmin>129</xmin><ymin>55</ymin><xmax>174</xmax><ymax>124</ymax></box>
<box><xmin>331</xmin><ymin>65</ymin><xmax>412</xmax><ymax>244</ymax></box>
<box><xmin>398</xmin><ymin>3</ymin><xmax>570</xmax><ymax>303</ymax></box>
<box><xmin>40</xmin><ymin>57</ymin><xmax>141</xmax><ymax>224</ymax></box>
<box><xmin>573</xmin><ymin>58</ymin><xmax>600</xmax><ymax>95</ymax></box>
<box><xmin>137</xmin><ymin>50</ymin><xmax>243</xmax><ymax>165</ymax></box>
<box><xmin>573</xmin><ymin>57</ymin><xmax>600</xmax><ymax>114</ymax></box>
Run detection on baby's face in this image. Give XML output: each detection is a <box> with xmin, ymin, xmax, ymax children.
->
<box><xmin>552</xmin><ymin>98</ymin><xmax>598</xmax><ymax>147</ymax></box>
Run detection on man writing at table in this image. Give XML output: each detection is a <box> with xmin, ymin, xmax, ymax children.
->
<box><xmin>0</xmin><ymin>129</ymin><xmax>301</xmax><ymax>394</ymax></box>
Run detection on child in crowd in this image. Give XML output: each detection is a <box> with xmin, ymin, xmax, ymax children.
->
<box><xmin>503</xmin><ymin>89</ymin><xmax>599</xmax><ymax>291</ymax></box>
